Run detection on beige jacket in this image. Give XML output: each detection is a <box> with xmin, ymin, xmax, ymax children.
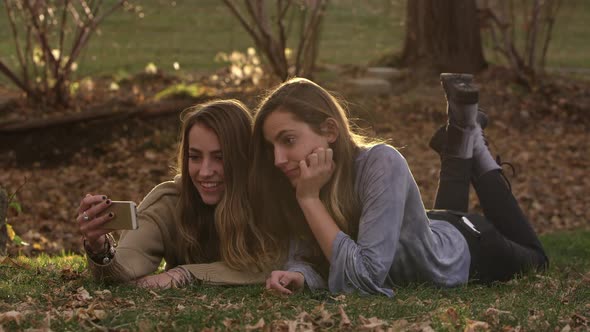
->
<box><xmin>87</xmin><ymin>177</ymin><xmax>266</xmax><ymax>285</ymax></box>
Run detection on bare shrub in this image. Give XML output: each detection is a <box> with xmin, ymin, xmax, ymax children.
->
<box><xmin>479</xmin><ymin>0</ymin><xmax>564</xmax><ymax>87</ymax></box>
<box><xmin>0</xmin><ymin>0</ymin><xmax>138</xmax><ymax>109</ymax></box>
<box><xmin>222</xmin><ymin>0</ymin><xmax>327</xmax><ymax>81</ymax></box>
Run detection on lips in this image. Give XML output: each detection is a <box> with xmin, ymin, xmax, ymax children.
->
<box><xmin>198</xmin><ymin>181</ymin><xmax>223</xmax><ymax>192</ymax></box>
<box><xmin>282</xmin><ymin>168</ymin><xmax>300</xmax><ymax>178</ymax></box>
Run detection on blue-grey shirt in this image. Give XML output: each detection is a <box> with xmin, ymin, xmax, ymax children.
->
<box><xmin>286</xmin><ymin>144</ymin><xmax>470</xmax><ymax>296</ymax></box>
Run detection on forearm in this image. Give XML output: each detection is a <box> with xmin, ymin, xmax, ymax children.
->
<box><xmin>297</xmin><ymin>197</ymin><xmax>340</xmax><ymax>261</ymax></box>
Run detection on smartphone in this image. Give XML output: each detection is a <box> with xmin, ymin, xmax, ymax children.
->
<box><xmin>100</xmin><ymin>201</ymin><xmax>138</xmax><ymax>230</ymax></box>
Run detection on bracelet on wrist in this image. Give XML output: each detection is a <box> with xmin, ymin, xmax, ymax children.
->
<box><xmin>84</xmin><ymin>233</ymin><xmax>117</xmax><ymax>265</ymax></box>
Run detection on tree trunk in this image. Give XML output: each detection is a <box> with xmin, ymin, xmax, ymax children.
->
<box><xmin>0</xmin><ymin>187</ymin><xmax>8</xmax><ymax>255</ymax></box>
<box><xmin>400</xmin><ymin>0</ymin><xmax>487</xmax><ymax>73</ymax></box>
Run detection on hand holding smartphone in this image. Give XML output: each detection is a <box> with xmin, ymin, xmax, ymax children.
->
<box><xmin>99</xmin><ymin>201</ymin><xmax>138</xmax><ymax>230</ymax></box>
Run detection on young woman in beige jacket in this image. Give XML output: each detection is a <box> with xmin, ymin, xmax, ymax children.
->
<box><xmin>76</xmin><ymin>100</ymin><xmax>275</xmax><ymax>288</ymax></box>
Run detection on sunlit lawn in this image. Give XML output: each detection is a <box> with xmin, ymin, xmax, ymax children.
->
<box><xmin>0</xmin><ymin>0</ymin><xmax>588</xmax><ymax>84</ymax></box>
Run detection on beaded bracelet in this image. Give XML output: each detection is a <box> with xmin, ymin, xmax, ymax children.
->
<box><xmin>84</xmin><ymin>233</ymin><xmax>117</xmax><ymax>265</ymax></box>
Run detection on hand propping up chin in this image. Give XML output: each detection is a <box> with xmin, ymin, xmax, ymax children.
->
<box><xmin>295</xmin><ymin>147</ymin><xmax>335</xmax><ymax>200</ymax></box>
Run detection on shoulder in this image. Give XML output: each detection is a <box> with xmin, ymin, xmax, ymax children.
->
<box><xmin>137</xmin><ymin>176</ymin><xmax>182</xmax><ymax>213</ymax></box>
<box><xmin>354</xmin><ymin>144</ymin><xmax>413</xmax><ymax>191</ymax></box>
<box><xmin>356</xmin><ymin>144</ymin><xmax>408</xmax><ymax>171</ymax></box>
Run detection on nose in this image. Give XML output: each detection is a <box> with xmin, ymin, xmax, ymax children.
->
<box><xmin>273</xmin><ymin>147</ymin><xmax>287</xmax><ymax>167</ymax></box>
<box><xmin>199</xmin><ymin>157</ymin><xmax>214</xmax><ymax>177</ymax></box>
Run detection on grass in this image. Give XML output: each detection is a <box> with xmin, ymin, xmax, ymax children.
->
<box><xmin>0</xmin><ymin>0</ymin><xmax>588</xmax><ymax>86</ymax></box>
<box><xmin>1</xmin><ymin>230</ymin><xmax>589</xmax><ymax>331</ymax></box>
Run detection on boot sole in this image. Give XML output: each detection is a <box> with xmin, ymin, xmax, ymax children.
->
<box><xmin>440</xmin><ymin>73</ymin><xmax>479</xmax><ymax>104</ymax></box>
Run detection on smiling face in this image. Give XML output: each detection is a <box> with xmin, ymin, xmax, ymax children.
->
<box><xmin>262</xmin><ymin>109</ymin><xmax>333</xmax><ymax>187</ymax></box>
<box><xmin>187</xmin><ymin>122</ymin><xmax>225</xmax><ymax>205</ymax></box>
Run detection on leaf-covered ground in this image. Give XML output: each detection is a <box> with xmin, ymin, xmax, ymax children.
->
<box><xmin>1</xmin><ymin>67</ymin><xmax>588</xmax><ymax>256</ymax></box>
<box><xmin>0</xmin><ymin>67</ymin><xmax>589</xmax><ymax>331</ymax></box>
<box><xmin>0</xmin><ymin>230</ymin><xmax>589</xmax><ymax>331</ymax></box>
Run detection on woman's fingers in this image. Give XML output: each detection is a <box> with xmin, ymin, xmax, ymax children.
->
<box><xmin>326</xmin><ymin>148</ymin><xmax>333</xmax><ymax>165</ymax></box>
<box><xmin>299</xmin><ymin>148</ymin><xmax>334</xmax><ymax>174</ymax></box>
<box><xmin>266</xmin><ymin>271</ymin><xmax>293</xmax><ymax>295</ymax></box>
<box><xmin>81</xmin><ymin>213</ymin><xmax>115</xmax><ymax>238</ymax></box>
<box><xmin>307</xmin><ymin>152</ymin><xmax>319</xmax><ymax>168</ymax></box>
<box><xmin>80</xmin><ymin>198</ymin><xmax>112</xmax><ymax>222</ymax></box>
<box><xmin>77</xmin><ymin>194</ymin><xmax>116</xmax><ymax>247</ymax></box>
<box><xmin>134</xmin><ymin>274</ymin><xmax>174</xmax><ymax>289</ymax></box>
<box><xmin>310</xmin><ymin>148</ymin><xmax>333</xmax><ymax>170</ymax></box>
<box><xmin>77</xmin><ymin>194</ymin><xmax>107</xmax><ymax>215</ymax></box>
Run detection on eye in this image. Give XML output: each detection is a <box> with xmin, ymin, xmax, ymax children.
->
<box><xmin>188</xmin><ymin>154</ymin><xmax>202</xmax><ymax>161</ymax></box>
<box><xmin>282</xmin><ymin>136</ymin><xmax>296</xmax><ymax>146</ymax></box>
<box><xmin>214</xmin><ymin>154</ymin><xmax>223</xmax><ymax>161</ymax></box>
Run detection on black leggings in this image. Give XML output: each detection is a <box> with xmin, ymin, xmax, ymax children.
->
<box><xmin>432</xmin><ymin>157</ymin><xmax>548</xmax><ymax>283</ymax></box>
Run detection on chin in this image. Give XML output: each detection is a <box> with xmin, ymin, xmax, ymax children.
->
<box><xmin>199</xmin><ymin>192</ymin><xmax>223</xmax><ymax>205</ymax></box>
<box><xmin>201</xmin><ymin>196</ymin><xmax>222</xmax><ymax>205</ymax></box>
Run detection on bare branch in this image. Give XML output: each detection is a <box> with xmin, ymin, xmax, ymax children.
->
<box><xmin>277</xmin><ymin>0</ymin><xmax>294</xmax><ymax>76</ymax></box>
<box><xmin>4</xmin><ymin>0</ymin><xmax>28</xmax><ymax>84</ymax></box>
<box><xmin>526</xmin><ymin>0</ymin><xmax>542</xmax><ymax>68</ymax></box>
<box><xmin>58</xmin><ymin>0</ymin><xmax>71</xmax><ymax>76</ymax></box>
<box><xmin>79</xmin><ymin>0</ymin><xmax>95</xmax><ymax>20</ymax></box>
<box><xmin>68</xmin><ymin>3</ymin><xmax>84</xmax><ymax>27</ymax></box>
<box><xmin>294</xmin><ymin>6</ymin><xmax>308</xmax><ymax>75</ymax></box>
<box><xmin>296</xmin><ymin>0</ymin><xmax>326</xmax><ymax>76</ymax></box>
<box><xmin>248</xmin><ymin>0</ymin><xmax>288</xmax><ymax>77</ymax></box>
<box><xmin>22</xmin><ymin>1</ymin><xmax>59</xmax><ymax>74</ymax></box>
<box><xmin>222</xmin><ymin>0</ymin><xmax>262</xmax><ymax>44</ymax></box>
<box><xmin>25</xmin><ymin>26</ymin><xmax>34</xmax><ymax>88</ymax></box>
<box><xmin>221</xmin><ymin>0</ymin><xmax>324</xmax><ymax>81</ymax></box>
<box><xmin>0</xmin><ymin>59</ymin><xmax>36</xmax><ymax>99</ymax></box>
<box><xmin>61</xmin><ymin>0</ymin><xmax>125</xmax><ymax>82</ymax></box>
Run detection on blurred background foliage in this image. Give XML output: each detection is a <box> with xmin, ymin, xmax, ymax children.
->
<box><xmin>0</xmin><ymin>0</ymin><xmax>404</xmax><ymax>79</ymax></box>
<box><xmin>0</xmin><ymin>0</ymin><xmax>588</xmax><ymax>102</ymax></box>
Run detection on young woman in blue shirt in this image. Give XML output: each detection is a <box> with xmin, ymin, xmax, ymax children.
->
<box><xmin>249</xmin><ymin>76</ymin><xmax>548</xmax><ymax>296</ymax></box>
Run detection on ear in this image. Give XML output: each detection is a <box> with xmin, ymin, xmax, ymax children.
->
<box><xmin>320</xmin><ymin>118</ymin><xmax>339</xmax><ymax>144</ymax></box>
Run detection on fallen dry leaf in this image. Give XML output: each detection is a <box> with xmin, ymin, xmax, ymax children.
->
<box><xmin>0</xmin><ymin>256</ymin><xmax>26</xmax><ymax>268</ymax></box>
<box><xmin>330</xmin><ymin>294</ymin><xmax>347</xmax><ymax>302</ymax></box>
<box><xmin>439</xmin><ymin>307</ymin><xmax>461</xmax><ymax>329</ymax></box>
<box><xmin>359</xmin><ymin>315</ymin><xmax>386</xmax><ymax>330</ymax></box>
<box><xmin>339</xmin><ymin>305</ymin><xmax>351</xmax><ymax>329</ymax></box>
<box><xmin>484</xmin><ymin>307</ymin><xmax>513</xmax><ymax>326</ymax></box>
<box><xmin>60</xmin><ymin>266</ymin><xmax>82</xmax><ymax>280</ymax></box>
<box><xmin>74</xmin><ymin>305</ymin><xmax>107</xmax><ymax>322</ymax></box>
<box><xmin>74</xmin><ymin>287</ymin><xmax>92</xmax><ymax>302</ymax></box>
<box><xmin>464</xmin><ymin>319</ymin><xmax>490</xmax><ymax>332</ymax></box>
<box><xmin>571</xmin><ymin>313</ymin><xmax>588</xmax><ymax>327</ymax></box>
<box><xmin>312</xmin><ymin>303</ymin><xmax>334</xmax><ymax>329</ymax></box>
<box><xmin>93</xmin><ymin>289</ymin><xmax>112</xmax><ymax>300</ymax></box>
<box><xmin>389</xmin><ymin>319</ymin><xmax>409</xmax><ymax>331</ymax></box>
<box><xmin>222</xmin><ymin>317</ymin><xmax>236</xmax><ymax>329</ymax></box>
<box><xmin>0</xmin><ymin>311</ymin><xmax>23</xmax><ymax>325</ymax></box>
<box><xmin>148</xmin><ymin>290</ymin><xmax>161</xmax><ymax>298</ymax></box>
<box><xmin>245</xmin><ymin>318</ymin><xmax>265</xmax><ymax>331</ymax></box>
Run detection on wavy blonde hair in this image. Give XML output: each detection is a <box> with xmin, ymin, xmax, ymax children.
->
<box><xmin>176</xmin><ymin>99</ymin><xmax>273</xmax><ymax>271</ymax></box>
<box><xmin>249</xmin><ymin>78</ymin><xmax>374</xmax><ymax>255</ymax></box>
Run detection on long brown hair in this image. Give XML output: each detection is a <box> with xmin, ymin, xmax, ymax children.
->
<box><xmin>250</xmin><ymin>78</ymin><xmax>372</xmax><ymax>255</ymax></box>
<box><xmin>176</xmin><ymin>99</ymin><xmax>272</xmax><ymax>271</ymax></box>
